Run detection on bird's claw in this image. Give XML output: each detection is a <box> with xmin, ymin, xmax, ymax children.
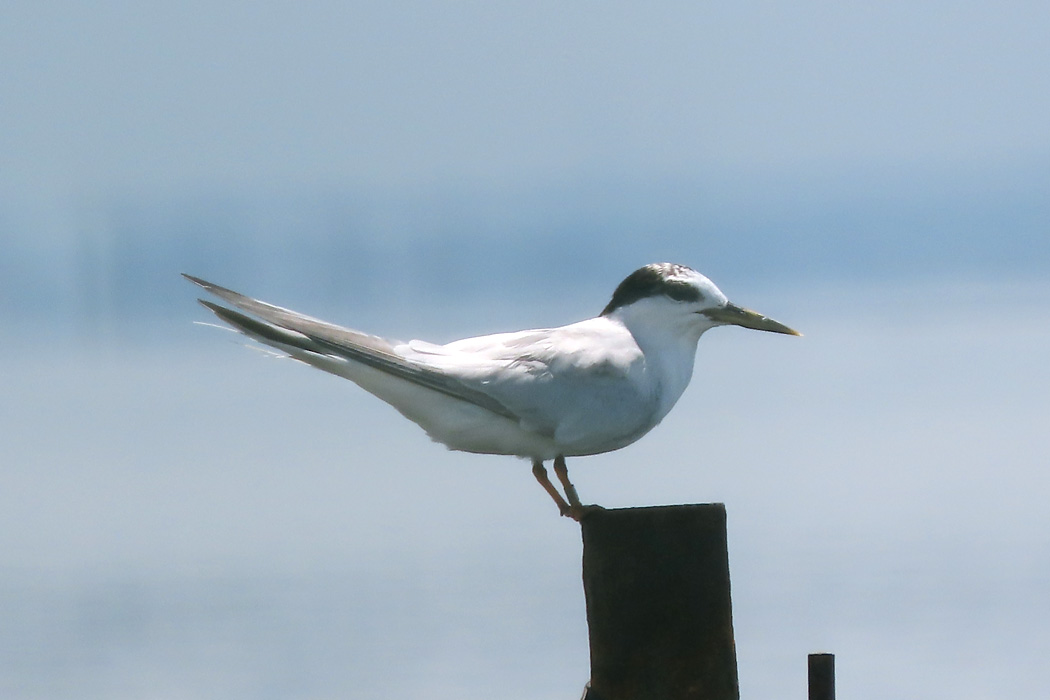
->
<box><xmin>561</xmin><ymin>503</ymin><xmax>605</xmax><ymax>522</ymax></box>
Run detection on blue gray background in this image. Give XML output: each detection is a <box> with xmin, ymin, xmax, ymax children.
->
<box><xmin>2</xmin><ymin>3</ymin><xmax>1049</xmax><ymax>698</ymax></box>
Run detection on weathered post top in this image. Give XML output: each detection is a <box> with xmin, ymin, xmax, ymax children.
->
<box><xmin>580</xmin><ymin>504</ymin><xmax>739</xmax><ymax>700</ymax></box>
<box><xmin>808</xmin><ymin>653</ymin><xmax>835</xmax><ymax>700</ymax></box>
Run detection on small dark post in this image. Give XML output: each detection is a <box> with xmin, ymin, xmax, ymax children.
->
<box><xmin>808</xmin><ymin>653</ymin><xmax>835</xmax><ymax>700</ymax></box>
<box><xmin>580</xmin><ymin>504</ymin><xmax>738</xmax><ymax>700</ymax></box>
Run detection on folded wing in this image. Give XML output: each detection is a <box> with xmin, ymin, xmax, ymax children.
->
<box><xmin>185</xmin><ymin>275</ymin><xmax>520</xmax><ymax>422</ymax></box>
<box><xmin>186</xmin><ymin>275</ymin><xmax>659</xmax><ymax>458</ymax></box>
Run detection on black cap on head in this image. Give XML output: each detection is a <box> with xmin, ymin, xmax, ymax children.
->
<box><xmin>600</xmin><ymin>263</ymin><xmax>703</xmax><ymax>316</ymax></box>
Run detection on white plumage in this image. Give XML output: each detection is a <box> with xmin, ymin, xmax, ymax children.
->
<box><xmin>186</xmin><ymin>263</ymin><xmax>798</xmax><ymax>519</ymax></box>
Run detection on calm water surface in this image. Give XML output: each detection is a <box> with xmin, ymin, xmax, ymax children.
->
<box><xmin>2</xmin><ymin>281</ymin><xmax>1049</xmax><ymax>699</ymax></box>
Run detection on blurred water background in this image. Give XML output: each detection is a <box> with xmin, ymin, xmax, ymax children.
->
<box><xmin>3</xmin><ymin>3</ymin><xmax>1050</xmax><ymax>698</ymax></box>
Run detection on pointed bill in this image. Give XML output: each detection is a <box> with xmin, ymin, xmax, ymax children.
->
<box><xmin>703</xmin><ymin>303</ymin><xmax>801</xmax><ymax>336</ymax></box>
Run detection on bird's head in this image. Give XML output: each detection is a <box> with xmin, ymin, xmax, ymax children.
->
<box><xmin>600</xmin><ymin>263</ymin><xmax>801</xmax><ymax>340</ymax></box>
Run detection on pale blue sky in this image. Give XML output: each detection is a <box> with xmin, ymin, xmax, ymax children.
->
<box><xmin>3</xmin><ymin>2</ymin><xmax>1049</xmax><ymax>332</ymax></box>
<box><xmin>3</xmin><ymin>2</ymin><xmax>1049</xmax><ymax>334</ymax></box>
<box><xmin>3</xmin><ymin>2</ymin><xmax>1049</xmax><ymax>201</ymax></box>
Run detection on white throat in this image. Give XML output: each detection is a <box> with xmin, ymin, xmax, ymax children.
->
<box><xmin>608</xmin><ymin>299</ymin><xmax>709</xmax><ymax>422</ymax></box>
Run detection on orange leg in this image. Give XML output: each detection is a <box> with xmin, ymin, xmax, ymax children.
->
<box><xmin>553</xmin><ymin>455</ymin><xmax>583</xmax><ymax>510</ymax></box>
<box><xmin>533</xmin><ymin>461</ymin><xmax>571</xmax><ymax>517</ymax></box>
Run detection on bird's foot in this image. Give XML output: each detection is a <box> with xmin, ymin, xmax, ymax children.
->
<box><xmin>536</xmin><ymin>457</ymin><xmax>602</xmax><ymax>521</ymax></box>
<box><xmin>561</xmin><ymin>503</ymin><xmax>605</xmax><ymax>522</ymax></box>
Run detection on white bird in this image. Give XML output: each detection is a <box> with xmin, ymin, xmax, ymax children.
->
<box><xmin>185</xmin><ymin>263</ymin><xmax>799</xmax><ymax>520</ymax></box>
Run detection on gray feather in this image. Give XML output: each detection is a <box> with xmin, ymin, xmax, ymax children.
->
<box><xmin>185</xmin><ymin>275</ymin><xmax>520</xmax><ymax>422</ymax></box>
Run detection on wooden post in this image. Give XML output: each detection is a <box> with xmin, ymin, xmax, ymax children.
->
<box><xmin>580</xmin><ymin>504</ymin><xmax>739</xmax><ymax>700</ymax></box>
<box><xmin>808</xmin><ymin>653</ymin><xmax>835</xmax><ymax>700</ymax></box>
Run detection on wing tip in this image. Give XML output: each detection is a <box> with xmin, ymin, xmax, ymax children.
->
<box><xmin>196</xmin><ymin>298</ymin><xmax>222</xmax><ymax>313</ymax></box>
<box><xmin>183</xmin><ymin>273</ymin><xmax>247</xmax><ymax>304</ymax></box>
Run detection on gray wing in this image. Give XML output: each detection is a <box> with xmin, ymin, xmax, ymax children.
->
<box><xmin>424</xmin><ymin>319</ymin><xmax>659</xmax><ymax>451</ymax></box>
<box><xmin>184</xmin><ymin>274</ymin><xmax>520</xmax><ymax>421</ymax></box>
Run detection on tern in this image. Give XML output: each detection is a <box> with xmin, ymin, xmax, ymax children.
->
<box><xmin>185</xmin><ymin>263</ymin><xmax>799</xmax><ymax>520</ymax></box>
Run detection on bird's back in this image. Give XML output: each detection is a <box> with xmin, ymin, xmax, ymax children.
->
<box><xmin>401</xmin><ymin>316</ymin><xmax>664</xmax><ymax>458</ymax></box>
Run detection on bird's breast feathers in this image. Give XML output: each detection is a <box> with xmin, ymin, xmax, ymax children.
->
<box><xmin>400</xmin><ymin>317</ymin><xmax>663</xmax><ymax>455</ymax></box>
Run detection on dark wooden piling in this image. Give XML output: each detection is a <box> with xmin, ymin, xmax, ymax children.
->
<box><xmin>580</xmin><ymin>504</ymin><xmax>739</xmax><ymax>700</ymax></box>
<box><xmin>808</xmin><ymin>653</ymin><xmax>835</xmax><ymax>700</ymax></box>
